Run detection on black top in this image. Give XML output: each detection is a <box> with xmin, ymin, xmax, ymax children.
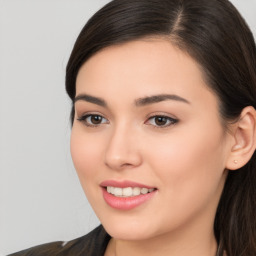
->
<box><xmin>8</xmin><ymin>225</ymin><xmax>111</xmax><ymax>256</ymax></box>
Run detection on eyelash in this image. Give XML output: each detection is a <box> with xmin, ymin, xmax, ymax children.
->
<box><xmin>145</xmin><ymin>115</ymin><xmax>179</xmax><ymax>128</ymax></box>
<box><xmin>77</xmin><ymin>114</ymin><xmax>109</xmax><ymax>127</ymax></box>
<box><xmin>77</xmin><ymin>114</ymin><xmax>179</xmax><ymax>128</ymax></box>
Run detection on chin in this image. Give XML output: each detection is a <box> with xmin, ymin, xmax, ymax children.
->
<box><xmin>100</xmin><ymin>214</ymin><xmax>160</xmax><ymax>241</ymax></box>
<box><xmin>106</xmin><ymin>226</ymin><xmax>153</xmax><ymax>241</ymax></box>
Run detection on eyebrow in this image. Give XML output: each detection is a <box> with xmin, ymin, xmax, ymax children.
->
<box><xmin>74</xmin><ymin>93</ymin><xmax>190</xmax><ymax>108</ymax></box>
<box><xmin>74</xmin><ymin>94</ymin><xmax>107</xmax><ymax>107</ymax></box>
<box><xmin>135</xmin><ymin>94</ymin><xmax>190</xmax><ymax>106</ymax></box>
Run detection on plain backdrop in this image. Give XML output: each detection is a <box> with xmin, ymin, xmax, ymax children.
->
<box><xmin>0</xmin><ymin>0</ymin><xmax>255</xmax><ymax>254</ymax></box>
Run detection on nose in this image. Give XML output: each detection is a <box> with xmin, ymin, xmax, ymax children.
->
<box><xmin>104</xmin><ymin>124</ymin><xmax>142</xmax><ymax>171</ymax></box>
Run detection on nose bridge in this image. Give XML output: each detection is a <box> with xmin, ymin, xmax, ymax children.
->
<box><xmin>104</xmin><ymin>121</ymin><xmax>141</xmax><ymax>170</ymax></box>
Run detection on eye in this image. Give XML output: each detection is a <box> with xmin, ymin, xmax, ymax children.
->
<box><xmin>77</xmin><ymin>114</ymin><xmax>109</xmax><ymax>127</ymax></box>
<box><xmin>146</xmin><ymin>115</ymin><xmax>178</xmax><ymax>127</ymax></box>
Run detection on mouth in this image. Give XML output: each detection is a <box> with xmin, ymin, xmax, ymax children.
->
<box><xmin>105</xmin><ymin>186</ymin><xmax>156</xmax><ymax>197</ymax></box>
<box><xmin>100</xmin><ymin>180</ymin><xmax>158</xmax><ymax>210</ymax></box>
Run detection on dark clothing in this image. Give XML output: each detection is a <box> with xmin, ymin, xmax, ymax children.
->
<box><xmin>9</xmin><ymin>225</ymin><xmax>111</xmax><ymax>256</ymax></box>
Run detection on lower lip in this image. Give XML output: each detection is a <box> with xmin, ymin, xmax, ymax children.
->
<box><xmin>102</xmin><ymin>188</ymin><xmax>157</xmax><ymax>210</ymax></box>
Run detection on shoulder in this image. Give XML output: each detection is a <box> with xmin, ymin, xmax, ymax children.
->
<box><xmin>8</xmin><ymin>225</ymin><xmax>111</xmax><ymax>256</ymax></box>
<box><xmin>8</xmin><ymin>241</ymin><xmax>63</xmax><ymax>256</ymax></box>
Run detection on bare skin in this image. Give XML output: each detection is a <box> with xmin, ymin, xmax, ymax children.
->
<box><xmin>71</xmin><ymin>39</ymin><xmax>256</xmax><ymax>256</ymax></box>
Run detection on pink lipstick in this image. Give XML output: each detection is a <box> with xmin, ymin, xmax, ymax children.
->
<box><xmin>100</xmin><ymin>180</ymin><xmax>157</xmax><ymax>210</ymax></box>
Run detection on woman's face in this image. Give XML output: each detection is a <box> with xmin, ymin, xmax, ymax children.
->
<box><xmin>71</xmin><ymin>39</ymin><xmax>232</xmax><ymax>241</ymax></box>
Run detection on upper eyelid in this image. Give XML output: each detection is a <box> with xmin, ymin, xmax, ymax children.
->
<box><xmin>76</xmin><ymin>111</ymin><xmax>108</xmax><ymax>119</ymax></box>
<box><xmin>77</xmin><ymin>113</ymin><xmax>108</xmax><ymax>120</ymax></box>
<box><xmin>148</xmin><ymin>115</ymin><xmax>177</xmax><ymax>120</ymax></box>
<box><xmin>145</xmin><ymin>111</ymin><xmax>178</xmax><ymax>119</ymax></box>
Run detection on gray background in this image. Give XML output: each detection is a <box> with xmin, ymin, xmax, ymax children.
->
<box><xmin>0</xmin><ymin>0</ymin><xmax>255</xmax><ymax>255</ymax></box>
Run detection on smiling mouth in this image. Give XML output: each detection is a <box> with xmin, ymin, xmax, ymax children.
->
<box><xmin>105</xmin><ymin>186</ymin><xmax>157</xmax><ymax>197</ymax></box>
<box><xmin>101</xmin><ymin>182</ymin><xmax>158</xmax><ymax>210</ymax></box>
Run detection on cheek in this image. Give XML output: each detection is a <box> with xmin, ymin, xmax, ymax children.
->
<box><xmin>70</xmin><ymin>128</ymin><xmax>110</xmax><ymax>220</ymax></box>
<box><xmin>70</xmin><ymin>128</ymin><xmax>103</xmax><ymax>184</ymax></box>
<box><xmin>146</xmin><ymin>122</ymin><xmax>227</xmax><ymax>202</ymax></box>
<box><xmin>140</xmin><ymin>123</ymin><xmax>228</xmax><ymax>231</ymax></box>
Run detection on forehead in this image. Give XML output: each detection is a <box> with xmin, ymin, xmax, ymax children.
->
<box><xmin>76</xmin><ymin>39</ymin><xmax>216</xmax><ymax>108</ymax></box>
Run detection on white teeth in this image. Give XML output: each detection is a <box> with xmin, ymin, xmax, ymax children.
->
<box><xmin>141</xmin><ymin>188</ymin><xmax>149</xmax><ymax>194</ymax></box>
<box><xmin>133</xmin><ymin>187</ymin><xmax>141</xmax><ymax>196</ymax></box>
<box><xmin>106</xmin><ymin>186</ymin><xmax>155</xmax><ymax>197</ymax></box>
<box><xmin>123</xmin><ymin>187</ymin><xmax>133</xmax><ymax>197</ymax></box>
<box><xmin>114</xmin><ymin>187</ymin><xmax>123</xmax><ymax>196</ymax></box>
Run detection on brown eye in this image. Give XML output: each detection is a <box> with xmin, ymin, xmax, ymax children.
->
<box><xmin>77</xmin><ymin>114</ymin><xmax>108</xmax><ymax>127</ymax></box>
<box><xmin>155</xmin><ymin>116</ymin><xmax>168</xmax><ymax>126</ymax></box>
<box><xmin>147</xmin><ymin>115</ymin><xmax>178</xmax><ymax>127</ymax></box>
<box><xmin>90</xmin><ymin>115</ymin><xmax>103</xmax><ymax>124</ymax></box>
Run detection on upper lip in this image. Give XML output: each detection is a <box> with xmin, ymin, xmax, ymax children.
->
<box><xmin>100</xmin><ymin>180</ymin><xmax>156</xmax><ymax>189</ymax></box>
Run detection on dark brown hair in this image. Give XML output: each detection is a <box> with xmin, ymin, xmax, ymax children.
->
<box><xmin>66</xmin><ymin>0</ymin><xmax>256</xmax><ymax>255</ymax></box>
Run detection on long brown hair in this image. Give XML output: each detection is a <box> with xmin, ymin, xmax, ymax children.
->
<box><xmin>66</xmin><ymin>0</ymin><xmax>256</xmax><ymax>255</ymax></box>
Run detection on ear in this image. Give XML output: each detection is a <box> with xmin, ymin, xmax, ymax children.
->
<box><xmin>226</xmin><ymin>106</ymin><xmax>256</xmax><ymax>170</ymax></box>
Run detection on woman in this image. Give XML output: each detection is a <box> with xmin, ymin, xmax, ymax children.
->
<box><xmin>9</xmin><ymin>0</ymin><xmax>256</xmax><ymax>255</ymax></box>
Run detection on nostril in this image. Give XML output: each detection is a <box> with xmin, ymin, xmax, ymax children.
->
<box><xmin>104</xmin><ymin>152</ymin><xmax>142</xmax><ymax>170</ymax></box>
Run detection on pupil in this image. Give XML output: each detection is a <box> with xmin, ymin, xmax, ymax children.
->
<box><xmin>92</xmin><ymin>115</ymin><xmax>102</xmax><ymax>124</ymax></box>
<box><xmin>156</xmin><ymin>117</ymin><xmax>167</xmax><ymax>126</ymax></box>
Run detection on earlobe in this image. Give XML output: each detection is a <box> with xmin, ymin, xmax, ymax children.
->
<box><xmin>226</xmin><ymin>106</ymin><xmax>256</xmax><ymax>170</ymax></box>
